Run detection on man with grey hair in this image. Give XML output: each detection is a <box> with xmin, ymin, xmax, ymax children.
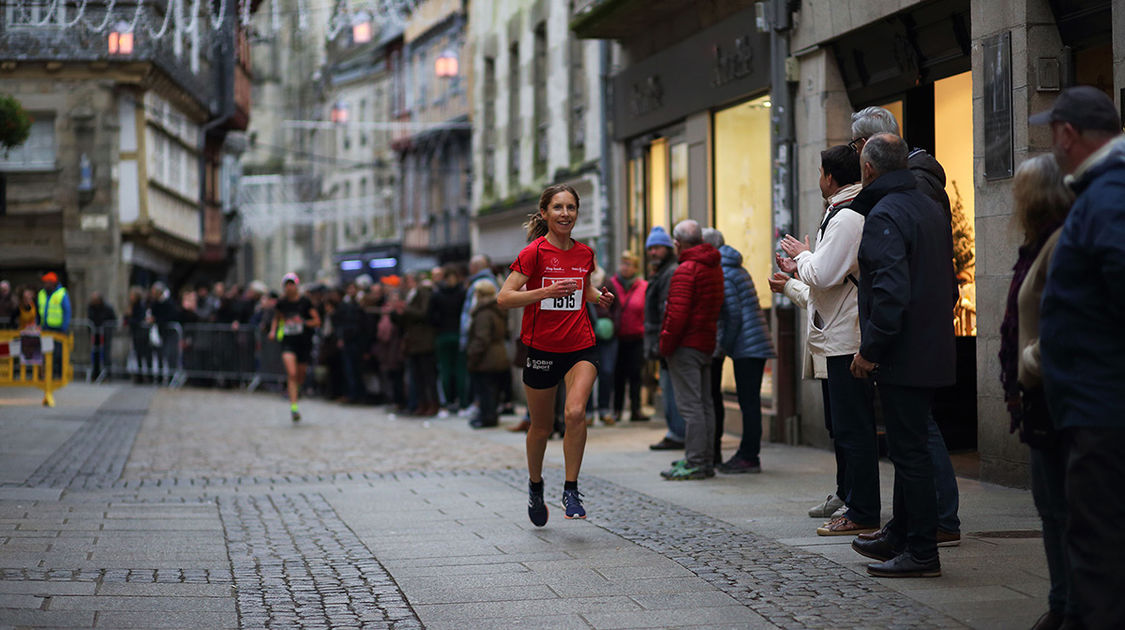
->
<box><xmin>658</xmin><ymin>220</ymin><xmax>725</xmax><ymax>480</ymax></box>
<box><xmin>850</xmin><ymin>105</ymin><xmax>963</xmax><ymax>548</ymax></box>
<box><xmin>849</xmin><ymin>106</ymin><xmax>950</xmax><ymax>218</ymax></box>
<box><xmin>848</xmin><ymin>133</ymin><xmax>957</xmax><ymax>578</ymax></box>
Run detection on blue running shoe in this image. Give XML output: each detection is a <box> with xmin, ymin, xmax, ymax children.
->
<box><xmin>528</xmin><ymin>483</ymin><xmax>548</xmax><ymax>527</ymax></box>
<box><xmin>562</xmin><ymin>488</ymin><xmax>586</xmax><ymax>519</ymax></box>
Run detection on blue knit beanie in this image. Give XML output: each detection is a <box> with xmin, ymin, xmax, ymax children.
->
<box><xmin>645</xmin><ymin>226</ymin><xmax>674</xmax><ymax>248</ymax></box>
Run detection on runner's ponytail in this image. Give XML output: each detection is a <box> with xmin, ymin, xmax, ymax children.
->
<box><xmin>524</xmin><ymin>213</ymin><xmax>548</xmax><ymax>242</ymax></box>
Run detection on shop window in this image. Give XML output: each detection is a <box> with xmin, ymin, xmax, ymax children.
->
<box><xmin>934</xmin><ymin>71</ymin><xmax>976</xmax><ymax>336</ymax></box>
<box><xmin>713</xmin><ymin>95</ymin><xmax>772</xmax><ymax>309</ymax></box>
<box><xmin>647</xmin><ymin>137</ymin><xmax>668</xmax><ymax>235</ymax></box>
<box><xmin>627</xmin><ymin>157</ymin><xmax>644</xmax><ymax>258</ymax></box>
<box><xmin>669</xmin><ymin>142</ymin><xmax>689</xmax><ymax>225</ymax></box>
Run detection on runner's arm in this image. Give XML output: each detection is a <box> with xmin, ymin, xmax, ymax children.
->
<box><xmin>305</xmin><ymin>306</ymin><xmax>322</xmax><ymax>329</ymax></box>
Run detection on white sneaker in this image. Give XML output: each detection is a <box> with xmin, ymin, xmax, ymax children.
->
<box><xmin>831</xmin><ymin>503</ymin><xmax>848</xmax><ymax>519</ymax></box>
<box><xmin>808</xmin><ymin>494</ymin><xmax>845</xmax><ymax>518</ymax></box>
<box><xmin>437</xmin><ymin>409</ymin><xmax>450</xmax><ymax>419</ymax></box>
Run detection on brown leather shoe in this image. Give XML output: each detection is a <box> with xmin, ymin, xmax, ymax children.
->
<box><xmin>937</xmin><ymin>529</ymin><xmax>961</xmax><ymax>547</ymax></box>
<box><xmin>857</xmin><ymin>523</ymin><xmax>890</xmax><ymax>541</ymax></box>
<box><xmin>816</xmin><ymin>516</ymin><xmax>879</xmax><ymax>536</ymax></box>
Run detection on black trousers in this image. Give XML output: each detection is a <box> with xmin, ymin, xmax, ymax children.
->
<box><xmin>613</xmin><ymin>338</ymin><xmax>644</xmax><ymax>417</ymax></box>
<box><xmin>822</xmin><ymin>378</ymin><xmax>848</xmax><ymax>501</ymax></box>
<box><xmin>711</xmin><ymin>356</ymin><xmax>725</xmax><ymax>465</ymax></box>
<box><xmin>826</xmin><ymin>355</ymin><xmax>881</xmax><ymax>525</ymax></box>
<box><xmin>1066</xmin><ymin>427</ymin><xmax>1125</xmax><ymax>629</ymax></box>
<box><xmin>879</xmin><ymin>383</ymin><xmax>938</xmax><ymax>561</ymax></box>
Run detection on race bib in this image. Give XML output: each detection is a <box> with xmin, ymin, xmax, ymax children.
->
<box><xmin>541</xmin><ymin>277</ymin><xmax>583</xmax><ymax>311</ymax></box>
<box><xmin>283</xmin><ymin>319</ymin><xmax>305</xmax><ymax>335</ymax></box>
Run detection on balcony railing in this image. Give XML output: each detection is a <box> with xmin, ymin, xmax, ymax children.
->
<box><xmin>0</xmin><ymin>3</ymin><xmax>213</xmax><ymax>106</ymax></box>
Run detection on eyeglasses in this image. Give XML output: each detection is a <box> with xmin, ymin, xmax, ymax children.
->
<box><xmin>848</xmin><ymin>137</ymin><xmax>867</xmax><ymax>152</ymax></box>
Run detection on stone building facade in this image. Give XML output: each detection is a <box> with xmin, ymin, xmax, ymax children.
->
<box><xmin>395</xmin><ymin>0</ymin><xmax>471</xmax><ymax>268</ymax></box>
<box><xmin>470</xmin><ymin>0</ymin><xmax>608</xmax><ymax>266</ymax></box>
<box><xmin>0</xmin><ymin>2</ymin><xmax>253</xmax><ymax>314</ymax></box>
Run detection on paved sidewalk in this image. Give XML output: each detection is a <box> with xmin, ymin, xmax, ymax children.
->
<box><xmin>0</xmin><ymin>385</ymin><xmax>1046</xmax><ymax>629</ymax></box>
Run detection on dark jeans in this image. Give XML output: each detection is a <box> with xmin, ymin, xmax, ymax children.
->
<box><xmin>715</xmin><ymin>357</ymin><xmax>724</xmax><ymax>465</ymax></box>
<box><xmin>1066</xmin><ymin>427</ymin><xmax>1125</xmax><ymax>629</ymax></box>
<box><xmin>1030</xmin><ymin>442</ymin><xmax>1074</xmax><ymax>616</ymax></box>
<box><xmin>822</xmin><ymin>378</ymin><xmax>849</xmax><ymax>501</ymax></box>
<box><xmin>928</xmin><ymin>414</ymin><xmax>961</xmax><ymax>533</ymax></box>
<box><xmin>435</xmin><ymin>333</ymin><xmax>465</xmax><ymax>409</ymax></box>
<box><xmin>614</xmin><ymin>338</ymin><xmax>644</xmax><ymax>417</ymax></box>
<box><xmin>407</xmin><ymin>353</ymin><xmax>438</xmax><ymax>410</ymax></box>
<box><xmin>597</xmin><ymin>338</ymin><xmax>617</xmax><ymax>413</ymax></box>
<box><xmin>879</xmin><ymin>383</ymin><xmax>938</xmax><ymax>561</ymax></box>
<box><xmin>825</xmin><ymin>355</ymin><xmax>880</xmax><ymax>525</ymax></box>
<box><xmin>730</xmin><ymin>357</ymin><xmax>767</xmax><ymax>464</ymax></box>
<box><xmin>340</xmin><ymin>342</ymin><xmax>364</xmax><ymax>401</ymax></box>
<box><xmin>473</xmin><ymin>371</ymin><xmax>505</xmax><ymax>425</ymax></box>
<box><xmin>382</xmin><ymin>369</ymin><xmax>405</xmax><ymax>408</ymax></box>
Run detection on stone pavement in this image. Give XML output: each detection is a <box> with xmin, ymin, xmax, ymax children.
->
<box><xmin>0</xmin><ymin>384</ymin><xmax>1047</xmax><ymax>629</ymax></box>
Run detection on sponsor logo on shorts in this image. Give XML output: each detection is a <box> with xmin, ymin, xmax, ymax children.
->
<box><xmin>527</xmin><ymin>358</ymin><xmax>553</xmax><ymax>371</ymax></box>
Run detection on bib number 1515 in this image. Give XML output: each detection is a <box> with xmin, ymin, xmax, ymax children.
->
<box><xmin>541</xmin><ymin>278</ymin><xmax>583</xmax><ymax>311</ymax></box>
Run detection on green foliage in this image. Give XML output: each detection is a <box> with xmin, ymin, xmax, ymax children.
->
<box><xmin>0</xmin><ymin>95</ymin><xmax>31</xmax><ymax>153</ymax></box>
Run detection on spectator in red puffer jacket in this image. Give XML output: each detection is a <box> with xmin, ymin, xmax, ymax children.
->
<box><xmin>659</xmin><ymin>220</ymin><xmax>725</xmax><ymax>480</ymax></box>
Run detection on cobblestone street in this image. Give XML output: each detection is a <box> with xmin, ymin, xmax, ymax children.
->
<box><xmin>1</xmin><ymin>385</ymin><xmax>1047</xmax><ymax>629</ymax></box>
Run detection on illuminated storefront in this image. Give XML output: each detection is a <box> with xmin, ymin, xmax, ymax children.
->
<box><xmin>611</xmin><ymin>7</ymin><xmax>777</xmax><ymax>408</ymax></box>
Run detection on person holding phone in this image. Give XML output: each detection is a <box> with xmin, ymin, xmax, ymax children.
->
<box><xmin>498</xmin><ymin>184</ymin><xmax>614</xmax><ymax>526</ymax></box>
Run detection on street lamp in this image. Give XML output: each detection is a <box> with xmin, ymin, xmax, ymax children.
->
<box><xmin>352</xmin><ymin>11</ymin><xmax>372</xmax><ymax>44</ymax></box>
<box><xmin>435</xmin><ymin>49</ymin><xmax>459</xmax><ymax>78</ymax></box>
<box><xmin>330</xmin><ymin>101</ymin><xmax>349</xmax><ymax>124</ymax></box>
<box><xmin>108</xmin><ymin>21</ymin><xmax>134</xmax><ymax>55</ymax></box>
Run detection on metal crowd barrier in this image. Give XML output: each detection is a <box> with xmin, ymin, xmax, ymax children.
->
<box><xmin>0</xmin><ymin>329</ymin><xmax>73</xmax><ymax>406</ymax></box>
<box><xmin>95</xmin><ymin>321</ymin><xmax>185</xmax><ymax>386</ymax></box>
<box><xmin>71</xmin><ymin>320</ymin><xmax>288</xmax><ymax>391</ymax></box>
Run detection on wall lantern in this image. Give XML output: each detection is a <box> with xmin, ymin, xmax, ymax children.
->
<box><xmin>435</xmin><ymin>49</ymin><xmax>459</xmax><ymax>78</ymax></box>
<box><xmin>108</xmin><ymin>21</ymin><xmax>134</xmax><ymax>55</ymax></box>
<box><xmin>352</xmin><ymin>12</ymin><xmax>372</xmax><ymax>44</ymax></box>
<box><xmin>330</xmin><ymin>101</ymin><xmax>349</xmax><ymax>124</ymax></box>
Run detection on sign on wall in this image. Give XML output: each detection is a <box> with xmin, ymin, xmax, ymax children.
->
<box><xmin>612</xmin><ymin>8</ymin><xmax>769</xmax><ymax>140</ymax></box>
<box><xmin>983</xmin><ymin>31</ymin><xmax>1013</xmax><ymax>180</ymax></box>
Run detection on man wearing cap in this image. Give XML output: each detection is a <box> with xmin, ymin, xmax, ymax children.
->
<box><xmin>643</xmin><ymin>226</ymin><xmax>686</xmax><ymax>450</ymax></box>
<box><xmin>1034</xmin><ymin>85</ymin><xmax>1125</xmax><ymax>629</ymax></box>
<box><xmin>37</xmin><ymin>272</ymin><xmax>71</xmax><ymax>334</ymax></box>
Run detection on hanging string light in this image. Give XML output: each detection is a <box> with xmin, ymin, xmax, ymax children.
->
<box><xmin>4</xmin><ymin>0</ymin><xmax>417</xmax><ymax>43</ymax></box>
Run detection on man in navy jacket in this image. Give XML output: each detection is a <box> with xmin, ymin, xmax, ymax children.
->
<box><xmin>1035</xmin><ymin>86</ymin><xmax>1125</xmax><ymax>629</ymax></box>
<box><xmin>847</xmin><ymin>133</ymin><xmax>956</xmax><ymax>578</ymax></box>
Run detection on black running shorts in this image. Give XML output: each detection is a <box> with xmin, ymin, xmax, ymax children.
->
<box><xmin>522</xmin><ymin>345</ymin><xmax>599</xmax><ymax>390</ymax></box>
<box><xmin>280</xmin><ymin>335</ymin><xmax>312</xmax><ymax>364</ymax></box>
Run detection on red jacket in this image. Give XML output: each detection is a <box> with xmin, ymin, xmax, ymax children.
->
<box><xmin>609</xmin><ymin>275</ymin><xmax>647</xmax><ymax>340</ymax></box>
<box><xmin>660</xmin><ymin>243</ymin><xmax>724</xmax><ymax>357</ymax></box>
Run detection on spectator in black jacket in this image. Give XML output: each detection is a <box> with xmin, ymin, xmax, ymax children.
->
<box><xmin>848</xmin><ymin>134</ymin><xmax>956</xmax><ymax>579</ymax></box>
<box><xmin>333</xmin><ymin>282</ymin><xmax>366</xmax><ymax>403</ymax></box>
<box><xmin>87</xmin><ymin>292</ymin><xmax>117</xmax><ymax>380</ymax></box>
<box><xmin>430</xmin><ymin>264</ymin><xmax>468</xmax><ymax>415</ymax></box>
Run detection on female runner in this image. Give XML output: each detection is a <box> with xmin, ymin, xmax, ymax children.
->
<box><xmin>497</xmin><ymin>184</ymin><xmax>614</xmax><ymax>526</ymax></box>
<box><xmin>269</xmin><ymin>273</ymin><xmax>321</xmax><ymax>422</ymax></box>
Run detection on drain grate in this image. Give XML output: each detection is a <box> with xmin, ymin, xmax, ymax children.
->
<box><xmin>970</xmin><ymin>530</ymin><xmax>1043</xmax><ymax>539</ymax></box>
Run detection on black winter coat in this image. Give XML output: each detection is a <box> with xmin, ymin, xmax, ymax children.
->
<box><xmin>850</xmin><ymin>169</ymin><xmax>957</xmax><ymax>388</ymax></box>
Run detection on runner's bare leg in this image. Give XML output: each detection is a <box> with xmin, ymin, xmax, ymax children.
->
<box><xmin>525</xmin><ymin>384</ymin><xmax>558</xmax><ymax>482</ymax></box>
<box><xmin>562</xmin><ymin>361</ymin><xmax>597</xmax><ymax>482</ymax></box>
